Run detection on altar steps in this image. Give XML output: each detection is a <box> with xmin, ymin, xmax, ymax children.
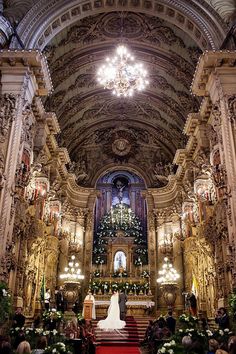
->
<box><xmin>94</xmin><ymin>316</ymin><xmax>152</xmax><ymax>347</ymax></box>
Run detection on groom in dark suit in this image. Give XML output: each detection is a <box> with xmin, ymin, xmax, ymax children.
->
<box><xmin>119</xmin><ymin>290</ymin><xmax>127</xmax><ymax>320</ymax></box>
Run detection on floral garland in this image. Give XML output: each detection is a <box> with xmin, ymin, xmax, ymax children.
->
<box><xmin>89</xmin><ymin>280</ymin><xmax>149</xmax><ymax>294</ymax></box>
<box><xmin>10</xmin><ymin>327</ymin><xmax>59</xmax><ymax>337</ymax></box>
<box><xmin>0</xmin><ymin>282</ymin><xmax>12</xmax><ymax>324</ymax></box>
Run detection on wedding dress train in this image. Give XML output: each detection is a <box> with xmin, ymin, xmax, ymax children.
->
<box><xmin>97</xmin><ymin>292</ymin><xmax>126</xmax><ymax>330</ymax></box>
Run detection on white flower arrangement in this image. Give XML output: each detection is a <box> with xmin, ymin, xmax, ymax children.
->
<box><xmin>44</xmin><ymin>342</ymin><xmax>66</xmax><ymax>354</ymax></box>
<box><xmin>158</xmin><ymin>340</ymin><xmax>176</xmax><ymax>354</ymax></box>
<box><xmin>206</xmin><ymin>330</ymin><xmax>213</xmax><ymax>337</ymax></box>
<box><xmin>179</xmin><ymin>314</ymin><xmax>198</xmax><ymax>323</ymax></box>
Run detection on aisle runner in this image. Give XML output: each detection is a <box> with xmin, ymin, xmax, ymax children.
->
<box><xmin>96</xmin><ymin>346</ymin><xmax>140</xmax><ymax>354</ymax></box>
<box><xmin>95</xmin><ymin>316</ymin><xmax>139</xmax><ymax>347</ymax></box>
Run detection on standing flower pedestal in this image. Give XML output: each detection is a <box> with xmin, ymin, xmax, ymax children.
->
<box><xmin>63</xmin><ymin>281</ymin><xmax>81</xmax><ymax>313</ymax></box>
<box><xmin>160</xmin><ymin>284</ymin><xmax>178</xmax><ymax>310</ymax></box>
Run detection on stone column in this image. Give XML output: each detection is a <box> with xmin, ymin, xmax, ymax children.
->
<box><xmin>171</xmin><ymin>215</ymin><xmax>184</xmax><ymax>312</ymax></box>
<box><xmin>192</xmin><ymin>51</ymin><xmax>236</xmax><ymax>288</ymax></box>
<box><xmin>145</xmin><ymin>193</ymin><xmax>157</xmax><ymax>308</ymax></box>
<box><xmin>156</xmin><ymin>215</ymin><xmax>165</xmax><ymax>310</ymax></box>
<box><xmin>83</xmin><ymin>191</ymin><xmax>97</xmax><ymax>290</ymax></box>
<box><xmin>0</xmin><ymin>51</ymin><xmax>52</xmax><ymax>267</ymax></box>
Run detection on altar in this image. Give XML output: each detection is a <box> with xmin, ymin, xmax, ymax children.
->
<box><xmin>94</xmin><ymin>295</ymin><xmax>155</xmax><ymax>317</ymax></box>
<box><xmin>91</xmin><ymin>178</ymin><xmax>152</xmax><ymax>316</ymax></box>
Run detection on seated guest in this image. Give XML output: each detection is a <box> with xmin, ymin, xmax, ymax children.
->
<box><xmin>65</xmin><ymin>320</ymin><xmax>78</xmax><ymax>339</ymax></box>
<box><xmin>32</xmin><ymin>336</ymin><xmax>47</xmax><ymax>354</ymax></box>
<box><xmin>182</xmin><ymin>336</ymin><xmax>192</xmax><ymax>352</ymax></box>
<box><xmin>12</xmin><ymin>308</ymin><xmax>25</xmax><ymax>328</ymax></box>
<box><xmin>215</xmin><ymin>308</ymin><xmax>230</xmax><ymax>330</ymax></box>
<box><xmin>142</xmin><ymin>320</ymin><xmax>154</xmax><ymax>344</ymax></box>
<box><xmin>166</xmin><ymin>311</ymin><xmax>176</xmax><ymax>334</ymax></box>
<box><xmin>0</xmin><ymin>337</ymin><xmax>12</xmax><ymax>354</ymax></box>
<box><xmin>208</xmin><ymin>339</ymin><xmax>219</xmax><ymax>354</ymax></box>
<box><xmin>33</xmin><ymin>315</ymin><xmax>41</xmax><ymax>329</ymax></box>
<box><xmin>156</xmin><ymin>318</ymin><xmax>171</xmax><ymax>339</ymax></box>
<box><xmin>228</xmin><ymin>336</ymin><xmax>236</xmax><ymax>354</ymax></box>
<box><xmin>84</xmin><ymin>320</ymin><xmax>96</xmax><ymax>354</ymax></box>
<box><xmin>189</xmin><ymin>340</ymin><xmax>205</xmax><ymax>354</ymax></box>
<box><xmin>16</xmin><ymin>341</ymin><xmax>31</xmax><ymax>354</ymax></box>
<box><xmin>199</xmin><ymin>313</ymin><xmax>208</xmax><ymax>331</ymax></box>
<box><xmin>14</xmin><ymin>329</ymin><xmax>25</xmax><ymax>349</ymax></box>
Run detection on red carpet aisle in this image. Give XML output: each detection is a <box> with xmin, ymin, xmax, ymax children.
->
<box><xmin>94</xmin><ymin>317</ymin><xmax>151</xmax><ymax>354</ymax></box>
<box><xmin>96</xmin><ymin>346</ymin><xmax>140</xmax><ymax>354</ymax></box>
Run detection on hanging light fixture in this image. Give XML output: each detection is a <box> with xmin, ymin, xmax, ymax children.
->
<box><xmin>157</xmin><ymin>257</ymin><xmax>180</xmax><ymax>285</ymax></box>
<box><xmin>97</xmin><ymin>45</ymin><xmax>149</xmax><ymax>97</ymax></box>
<box><xmin>60</xmin><ymin>255</ymin><xmax>85</xmax><ymax>282</ymax></box>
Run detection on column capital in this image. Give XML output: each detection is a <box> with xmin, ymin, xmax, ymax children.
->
<box><xmin>0</xmin><ymin>50</ymin><xmax>52</xmax><ymax>96</ymax></box>
<box><xmin>191</xmin><ymin>51</ymin><xmax>236</xmax><ymax>97</ymax></box>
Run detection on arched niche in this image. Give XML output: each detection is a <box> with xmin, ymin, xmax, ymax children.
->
<box><xmin>114</xmin><ymin>250</ymin><xmax>127</xmax><ymax>272</ymax></box>
<box><xmin>93</xmin><ymin>169</ymin><xmax>148</xmax><ymax>271</ymax></box>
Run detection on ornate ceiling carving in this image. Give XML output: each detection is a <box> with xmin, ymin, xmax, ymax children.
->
<box><xmin>4</xmin><ymin>0</ymin><xmax>229</xmax><ymax>50</ymax></box>
<box><xmin>5</xmin><ymin>0</ymin><xmax>235</xmax><ymax>24</ymax></box>
<box><xmin>38</xmin><ymin>11</ymin><xmax>201</xmax><ymax>188</ymax></box>
<box><xmin>2</xmin><ymin>2</ymin><xmax>232</xmax><ymax>188</ymax></box>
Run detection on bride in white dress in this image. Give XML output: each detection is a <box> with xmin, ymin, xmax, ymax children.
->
<box><xmin>97</xmin><ymin>291</ymin><xmax>126</xmax><ymax>330</ymax></box>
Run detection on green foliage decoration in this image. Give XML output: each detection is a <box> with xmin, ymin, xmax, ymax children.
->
<box><xmin>0</xmin><ymin>282</ymin><xmax>12</xmax><ymax>324</ymax></box>
<box><xmin>93</xmin><ymin>204</ymin><xmax>147</xmax><ymax>265</ymax></box>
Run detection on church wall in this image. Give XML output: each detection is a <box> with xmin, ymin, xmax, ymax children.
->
<box><xmin>1</xmin><ymin>48</ymin><xmax>236</xmax><ymax>319</ymax></box>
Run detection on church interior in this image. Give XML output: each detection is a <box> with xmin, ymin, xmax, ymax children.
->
<box><xmin>1</xmin><ymin>0</ymin><xmax>236</xmax><ymax>353</ymax></box>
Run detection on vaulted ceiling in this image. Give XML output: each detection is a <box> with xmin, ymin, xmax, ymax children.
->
<box><xmin>42</xmin><ymin>11</ymin><xmax>201</xmax><ymax>187</ymax></box>
<box><xmin>3</xmin><ymin>0</ymin><xmax>236</xmax><ymax>187</ymax></box>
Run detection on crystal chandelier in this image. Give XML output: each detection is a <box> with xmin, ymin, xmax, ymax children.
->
<box><xmin>60</xmin><ymin>255</ymin><xmax>85</xmax><ymax>282</ymax></box>
<box><xmin>157</xmin><ymin>257</ymin><xmax>180</xmax><ymax>285</ymax></box>
<box><xmin>97</xmin><ymin>45</ymin><xmax>149</xmax><ymax>97</ymax></box>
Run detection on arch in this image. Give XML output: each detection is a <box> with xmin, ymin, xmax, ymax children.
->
<box><xmin>93</xmin><ymin>164</ymin><xmax>149</xmax><ymax>188</ymax></box>
<box><xmin>11</xmin><ymin>0</ymin><xmax>227</xmax><ymax>50</ymax></box>
<box><xmin>97</xmin><ymin>169</ymin><xmax>145</xmax><ymax>185</ymax></box>
<box><xmin>114</xmin><ymin>250</ymin><xmax>127</xmax><ymax>271</ymax></box>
